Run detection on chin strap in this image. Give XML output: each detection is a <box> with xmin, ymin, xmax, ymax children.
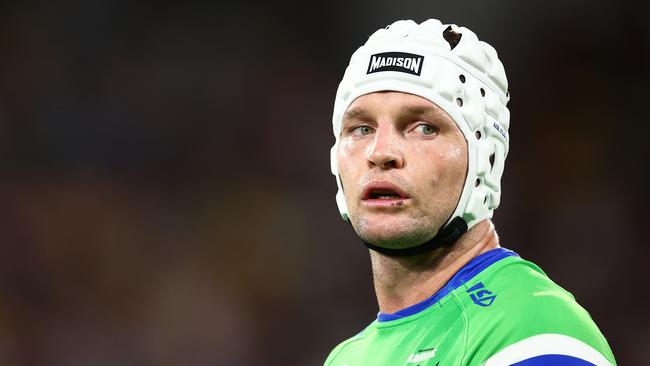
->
<box><xmin>361</xmin><ymin>216</ymin><xmax>468</xmax><ymax>257</ymax></box>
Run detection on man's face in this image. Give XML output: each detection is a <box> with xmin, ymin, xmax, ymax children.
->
<box><xmin>337</xmin><ymin>91</ymin><xmax>468</xmax><ymax>249</ymax></box>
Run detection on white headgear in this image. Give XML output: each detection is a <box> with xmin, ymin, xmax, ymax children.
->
<box><xmin>331</xmin><ymin>19</ymin><xmax>510</xmax><ymax>235</ymax></box>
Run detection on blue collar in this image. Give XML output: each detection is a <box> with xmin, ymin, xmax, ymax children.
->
<box><xmin>377</xmin><ymin>247</ymin><xmax>518</xmax><ymax>322</ymax></box>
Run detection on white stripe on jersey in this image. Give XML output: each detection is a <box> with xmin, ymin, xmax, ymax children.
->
<box><xmin>482</xmin><ymin>333</ymin><xmax>613</xmax><ymax>366</ymax></box>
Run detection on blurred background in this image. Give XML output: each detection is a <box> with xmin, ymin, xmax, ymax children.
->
<box><xmin>0</xmin><ymin>0</ymin><xmax>648</xmax><ymax>364</ymax></box>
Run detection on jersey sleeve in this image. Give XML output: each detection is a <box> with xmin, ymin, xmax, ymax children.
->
<box><xmin>458</xmin><ymin>259</ymin><xmax>616</xmax><ymax>366</ymax></box>
<box><xmin>323</xmin><ymin>325</ymin><xmax>372</xmax><ymax>366</ymax></box>
<box><xmin>324</xmin><ymin>335</ymin><xmax>357</xmax><ymax>366</ymax></box>
<box><xmin>482</xmin><ymin>333</ymin><xmax>614</xmax><ymax>365</ymax></box>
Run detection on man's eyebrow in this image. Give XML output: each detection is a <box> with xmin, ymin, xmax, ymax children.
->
<box><xmin>342</xmin><ymin>103</ymin><xmax>446</xmax><ymax>122</ymax></box>
<box><xmin>343</xmin><ymin>107</ymin><xmax>369</xmax><ymax>122</ymax></box>
<box><xmin>400</xmin><ymin>104</ymin><xmax>444</xmax><ymax>117</ymax></box>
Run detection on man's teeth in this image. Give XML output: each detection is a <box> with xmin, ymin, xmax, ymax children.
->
<box><xmin>374</xmin><ymin>194</ymin><xmax>400</xmax><ymax>199</ymax></box>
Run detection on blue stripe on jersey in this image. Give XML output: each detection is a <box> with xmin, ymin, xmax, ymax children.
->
<box><xmin>377</xmin><ymin>247</ymin><xmax>518</xmax><ymax>322</ymax></box>
<box><xmin>511</xmin><ymin>354</ymin><xmax>596</xmax><ymax>365</ymax></box>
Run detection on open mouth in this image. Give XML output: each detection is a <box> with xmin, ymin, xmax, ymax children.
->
<box><xmin>367</xmin><ymin>189</ymin><xmax>405</xmax><ymax>200</ymax></box>
<box><xmin>361</xmin><ymin>182</ymin><xmax>410</xmax><ymax>205</ymax></box>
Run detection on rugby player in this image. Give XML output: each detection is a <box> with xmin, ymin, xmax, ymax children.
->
<box><xmin>325</xmin><ymin>19</ymin><xmax>615</xmax><ymax>365</ymax></box>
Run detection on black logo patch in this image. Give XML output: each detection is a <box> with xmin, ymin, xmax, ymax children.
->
<box><xmin>367</xmin><ymin>52</ymin><xmax>424</xmax><ymax>76</ymax></box>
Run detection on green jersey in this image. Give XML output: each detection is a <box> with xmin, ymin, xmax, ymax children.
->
<box><xmin>324</xmin><ymin>248</ymin><xmax>615</xmax><ymax>366</ymax></box>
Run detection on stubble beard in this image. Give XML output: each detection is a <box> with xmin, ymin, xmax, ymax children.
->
<box><xmin>351</xmin><ymin>210</ymin><xmax>444</xmax><ymax>250</ymax></box>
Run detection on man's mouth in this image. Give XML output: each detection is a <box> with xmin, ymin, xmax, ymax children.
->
<box><xmin>369</xmin><ymin>190</ymin><xmax>402</xmax><ymax>199</ymax></box>
<box><xmin>361</xmin><ymin>182</ymin><xmax>411</xmax><ymax>207</ymax></box>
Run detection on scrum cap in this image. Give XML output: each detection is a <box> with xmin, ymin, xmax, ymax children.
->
<box><xmin>330</xmin><ymin>19</ymin><xmax>511</xmax><ymax>255</ymax></box>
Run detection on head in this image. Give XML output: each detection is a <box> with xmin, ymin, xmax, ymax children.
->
<box><xmin>330</xmin><ymin>19</ymin><xmax>510</xmax><ymax>255</ymax></box>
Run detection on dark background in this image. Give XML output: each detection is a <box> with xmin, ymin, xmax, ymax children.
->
<box><xmin>1</xmin><ymin>0</ymin><xmax>647</xmax><ymax>364</ymax></box>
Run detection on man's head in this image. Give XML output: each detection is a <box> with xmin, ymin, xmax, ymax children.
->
<box><xmin>330</xmin><ymin>19</ymin><xmax>510</xmax><ymax>255</ymax></box>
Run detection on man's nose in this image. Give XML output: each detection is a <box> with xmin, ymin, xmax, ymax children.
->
<box><xmin>366</xmin><ymin>127</ymin><xmax>404</xmax><ymax>169</ymax></box>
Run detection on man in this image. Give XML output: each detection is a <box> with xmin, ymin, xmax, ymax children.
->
<box><xmin>325</xmin><ymin>19</ymin><xmax>615</xmax><ymax>365</ymax></box>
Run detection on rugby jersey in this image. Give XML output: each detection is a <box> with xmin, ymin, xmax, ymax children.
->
<box><xmin>324</xmin><ymin>248</ymin><xmax>615</xmax><ymax>365</ymax></box>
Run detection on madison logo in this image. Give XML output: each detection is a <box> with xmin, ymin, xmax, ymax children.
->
<box><xmin>367</xmin><ymin>52</ymin><xmax>424</xmax><ymax>76</ymax></box>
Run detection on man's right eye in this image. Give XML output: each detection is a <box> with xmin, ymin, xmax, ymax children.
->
<box><xmin>353</xmin><ymin>125</ymin><xmax>375</xmax><ymax>136</ymax></box>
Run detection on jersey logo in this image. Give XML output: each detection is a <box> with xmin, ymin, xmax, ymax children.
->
<box><xmin>406</xmin><ymin>347</ymin><xmax>437</xmax><ymax>364</ymax></box>
<box><xmin>367</xmin><ymin>52</ymin><xmax>424</xmax><ymax>76</ymax></box>
<box><xmin>467</xmin><ymin>282</ymin><xmax>496</xmax><ymax>307</ymax></box>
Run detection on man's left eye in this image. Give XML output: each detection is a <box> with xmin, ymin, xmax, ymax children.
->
<box><xmin>414</xmin><ymin>124</ymin><xmax>437</xmax><ymax>135</ymax></box>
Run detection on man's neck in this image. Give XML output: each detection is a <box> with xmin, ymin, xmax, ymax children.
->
<box><xmin>369</xmin><ymin>220</ymin><xmax>499</xmax><ymax>314</ymax></box>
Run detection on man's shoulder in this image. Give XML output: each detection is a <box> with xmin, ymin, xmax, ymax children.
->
<box><xmin>458</xmin><ymin>253</ymin><xmax>616</xmax><ymax>365</ymax></box>
<box><xmin>469</xmin><ymin>253</ymin><xmax>592</xmax><ymax>326</ymax></box>
<box><xmin>454</xmin><ymin>251</ymin><xmax>583</xmax><ymax>324</ymax></box>
<box><xmin>475</xmin><ymin>253</ymin><xmax>577</xmax><ymax>311</ymax></box>
<box><xmin>323</xmin><ymin>323</ymin><xmax>373</xmax><ymax>366</ymax></box>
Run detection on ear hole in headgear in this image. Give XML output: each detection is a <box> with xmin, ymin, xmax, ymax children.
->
<box><xmin>443</xmin><ymin>26</ymin><xmax>462</xmax><ymax>50</ymax></box>
<box><xmin>459</xmin><ymin>74</ymin><xmax>466</xmax><ymax>83</ymax></box>
<box><xmin>456</xmin><ymin>98</ymin><xmax>463</xmax><ymax>106</ymax></box>
<box><xmin>475</xmin><ymin>130</ymin><xmax>482</xmax><ymax>139</ymax></box>
<box><xmin>475</xmin><ymin>178</ymin><xmax>481</xmax><ymax>187</ymax></box>
<box><xmin>480</xmin><ymin>88</ymin><xmax>485</xmax><ymax>97</ymax></box>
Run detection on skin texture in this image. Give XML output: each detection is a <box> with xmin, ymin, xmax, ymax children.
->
<box><xmin>337</xmin><ymin>91</ymin><xmax>500</xmax><ymax>313</ymax></box>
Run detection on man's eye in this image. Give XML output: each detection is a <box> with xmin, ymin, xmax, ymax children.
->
<box><xmin>353</xmin><ymin>125</ymin><xmax>375</xmax><ymax>136</ymax></box>
<box><xmin>414</xmin><ymin>124</ymin><xmax>437</xmax><ymax>136</ymax></box>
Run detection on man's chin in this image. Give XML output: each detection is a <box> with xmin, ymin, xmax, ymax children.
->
<box><xmin>349</xmin><ymin>208</ymin><xmax>443</xmax><ymax>247</ymax></box>
<box><xmin>353</xmin><ymin>221</ymin><xmax>432</xmax><ymax>250</ymax></box>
